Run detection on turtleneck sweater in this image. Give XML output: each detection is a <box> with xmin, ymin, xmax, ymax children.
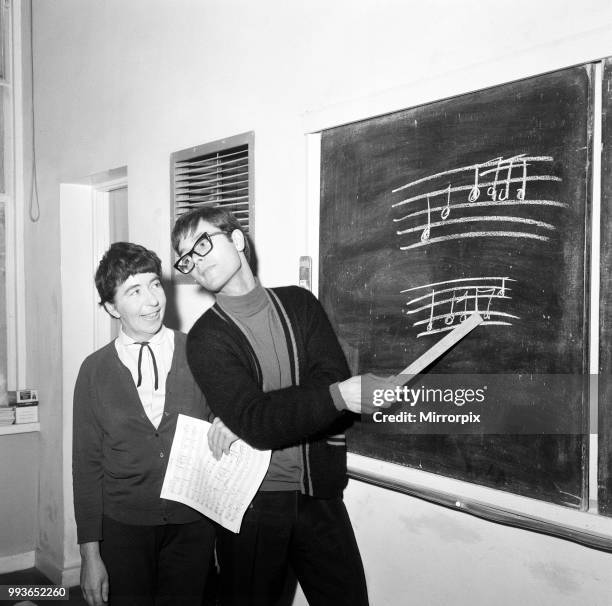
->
<box><xmin>217</xmin><ymin>280</ymin><xmax>302</xmax><ymax>490</ymax></box>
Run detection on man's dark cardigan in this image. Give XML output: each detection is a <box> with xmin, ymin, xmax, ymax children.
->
<box><xmin>186</xmin><ymin>286</ymin><xmax>353</xmax><ymax>498</ymax></box>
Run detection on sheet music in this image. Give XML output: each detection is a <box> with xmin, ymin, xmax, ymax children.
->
<box><xmin>161</xmin><ymin>415</ymin><xmax>271</xmax><ymax>533</ymax></box>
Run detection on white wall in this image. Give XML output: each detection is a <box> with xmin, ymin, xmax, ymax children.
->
<box><xmin>0</xmin><ymin>433</ymin><xmax>38</xmax><ymax>564</ymax></box>
<box><xmin>0</xmin><ymin>0</ymin><xmax>39</xmax><ymax>569</ymax></box>
<box><xmin>342</xmin><ymin>479</ymin><xmax>612</xmax><ymax>606</ymax></box>
<box><xmin>25</xmin><ymin>0</ymin><xmax>612</xmax><ymax>601</ymax></box>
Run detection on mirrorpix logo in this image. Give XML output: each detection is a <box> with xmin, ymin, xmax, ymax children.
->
<box><xmin>371</xmin><ymin>384</ymin><xmax>487</xmax><ymax>424</ymax></box>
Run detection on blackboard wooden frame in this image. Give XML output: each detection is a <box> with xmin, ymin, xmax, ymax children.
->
<box><xmin>319</xmin><ymin>64</ymin><xmax>593</xmax><ymax>508</ymax></box>
<box><xmin>303</xmin><ymin>48</ymin><xmax>612</xmax><ymax>546</ymax></box>
<box><xmin>349</xmin><ymin>454</ymin><xmax>612</xmax><ymax>553</ymax></box>
<box><xmin>598</xmin><ymin>57</ymin><xmax>612</xmax><ymax>516</ymax></box>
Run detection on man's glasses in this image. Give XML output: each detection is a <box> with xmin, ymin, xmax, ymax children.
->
<box><xmin>174</xmin><ymin>231</ymin><xmax>227</xmax><ymax>274</ymax></box>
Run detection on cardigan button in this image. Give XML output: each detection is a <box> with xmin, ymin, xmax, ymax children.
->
<box><xmin>159</xmin><ymin>451</ymin><xmax>164</xmax><ymax>458</ymax></box>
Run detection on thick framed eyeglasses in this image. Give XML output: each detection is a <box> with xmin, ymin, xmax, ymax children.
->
<box><xmin>174</xmin><ymin>231</ymin><xmax>227</xmax><ymax>274</ymax></box>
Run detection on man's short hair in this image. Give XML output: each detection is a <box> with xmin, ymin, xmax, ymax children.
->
<box><xmin>95</xmin><ymin>242</ymin><xmax>162</xmax><ymax>305</ymax></box>
<box><xmin>171</xmin><ymin>206</ymin><xmax>252</xmax><ymax>265</ymax></box>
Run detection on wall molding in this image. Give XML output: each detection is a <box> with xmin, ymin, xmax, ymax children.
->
<box><xmin>0</xmin><ymin>550</ymin><xmax>35</xmax><ymax>574</ymax></box>
<box><xmin>303</xmin><ymin>24</ymin><xmax>612</xmax><ymax>135</ymax></box>
<box><xmin>35</xmin><ymin>549</ymin><xmax>79</xmax><ymax>587</ymax></box>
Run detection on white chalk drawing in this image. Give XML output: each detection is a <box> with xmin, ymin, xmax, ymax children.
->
<box><xmin>392</xmin><ymin>154</ymin><xmax>564</xmax><ymax>336</ymax></box>
<box><xmin>392</xmin><ymin>154</ymin><xmax>563</xmax><ymax>250</ymax></box>
<box><xmin>403</xmin><ymin>277</ymin><xmax>517</xmax><ymax>338</ymax></box>
<box><xmin>392</xmin><ymin>154</ymin><xmax>556</xmax><ymax>195</ymax></box>
<box><xmin>441</xmin><ymin>183</ymin><xmax>451</xmax><ymax>220</ymax></box>
<box><xmin>421</xmin><ymin>195</ymin><xmax>431</xmax><ymax>241</ymax></box>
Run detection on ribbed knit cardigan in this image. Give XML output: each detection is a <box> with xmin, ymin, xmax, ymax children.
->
<box><xmin>186</xmin><ymin>286</ymin><xmax>353</xmax><ymax>498</ymax></box>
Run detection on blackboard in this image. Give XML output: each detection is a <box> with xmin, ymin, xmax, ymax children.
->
<box><xmin>599</xmin><ymin>57</ymin><xmax>612</xmax><ymax>517</ymax></box>
<box><xmin>319</xmin><ymin>65</ymin><xmax>593</xmax><ymax>507</ymax></box>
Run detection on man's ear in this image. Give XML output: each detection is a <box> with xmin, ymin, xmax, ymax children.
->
<box><xmin>230</xmin><ymin>229</ymin><xmax>246</xmax><ymax>253</ymax></box>
<box><xmin>103</xmin><ymin>301</ymin><xmax>120</xmax><ymax>319</ymax></box>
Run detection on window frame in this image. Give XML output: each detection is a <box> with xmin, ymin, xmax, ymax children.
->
<box><xmin>3</xmin><ymin>0</ymin><xmax>26</xmax><ymax>396</ymax></box>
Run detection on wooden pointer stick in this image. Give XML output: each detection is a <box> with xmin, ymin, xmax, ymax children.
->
<box><xmin>392</xmin><ymin>312</ymin><xmax>483</xmax><ymax>385</ymax></box>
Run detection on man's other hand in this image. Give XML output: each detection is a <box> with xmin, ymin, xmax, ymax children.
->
<box><xmin>207</xmin><ymin>417</ymin><xmax>239</xmax><ymax>460</ymax></box>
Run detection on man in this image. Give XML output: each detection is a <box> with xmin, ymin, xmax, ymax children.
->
<box><xmin>72</xmin><ymin>242</ymin><xmax>215</xmax><ymax>606</ymax></box>
<box><xmin>171</xmin><ymin>208</ymin><xmax>390</xmax><ymax>606</ymax></box>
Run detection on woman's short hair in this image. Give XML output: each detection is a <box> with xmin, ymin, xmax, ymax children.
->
<box><xmin>95</xmin><ymin>242</ymin><xmax>162</xmax><ymax>305</ymax></box>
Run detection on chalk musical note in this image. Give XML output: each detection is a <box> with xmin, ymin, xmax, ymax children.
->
<box><xmin>478</xmin><ymin>287</ymin><xmax>496</xmax><ymax>320</ymax></box>
<box><xmin>441</xmin><ymin>184</ymin><xmax>451</xmax><ymax>220</ymax></box>
<box><xmin>421</xmin><ymin>196</ymin><xmax>431</xmax><ymax>241</ymax></box>
<box><xmin>497</xmin><ymin>277</ymin><xmax>507</xmax><ymax>297</ymax></box>
<box><xmin>445</xmin><ymin>290</ymin><xmax>456</xmax><ymax>325</ymax></box>
<box><xmin>457</xmin><ymin>290</ymin><xmax>469</xmax><ymax>322</ymax></box>
<box><xmin>516</xmin><ymin>158</ymin><xmax>527</xmax><ymax>200</ymax></box>
<box><xmin>468</xmin><ymin>166</ymin><xmax>481</xmax><ymax>202</ymax></box>
<box><xmin>427</xmin><ymin>290</ymin><xmax>435</xmax><ymax>332</ymax></box>
<box><xmin>497</xmin><ymin>157</ymin><xmax>514</xmax><ymax>202</ymax></box>
<box><xmin>485</xmin><ymin>290</ymin><xmax>495</xmax><ymax>320</ymax></box>
<box><xmin>487</xmin><ymin>158</ymin><xmax>501</xmax><ymax>201</ymax></box>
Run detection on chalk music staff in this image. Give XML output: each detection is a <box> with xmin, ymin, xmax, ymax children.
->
<box><xmin>402</xmin><ymin>277</ymin><xmax>516</xmax><ymax>338</ymax></box>
<box><xmin>391</xmin><ymin>154</ymin><xmax>565</xmax><ymax>250</ymax></box>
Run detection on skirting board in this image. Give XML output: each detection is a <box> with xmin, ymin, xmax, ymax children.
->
<box><xmin>35</xmin><ymin>550</ymin><xmax>80</xmax><ymax>588</ymax></box>
<box><xmin>0</xmin><ymin>551</ymin><xmax>35</xmax><ymax>574</ymax></box>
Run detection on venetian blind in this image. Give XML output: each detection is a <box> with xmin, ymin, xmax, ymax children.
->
<box><xmin>172</xmin><ymin>137</ymin><xmax>252</xmax><ymax>232</ymax></box>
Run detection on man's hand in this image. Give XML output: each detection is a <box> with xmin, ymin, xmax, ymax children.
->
<box><xmin>79</xmin><ymin>542</ymin><xmax>109</xmax><ymax>606</ymax></box>
<box><xmin>337</xmin><ymin>373</ymin><xmax>398</xmax><ymax>414</ymax></box>
<box><xmin>207</xmin><ymin>417</ymin><xmax>239</xmax><ymax>460</ymax></box>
